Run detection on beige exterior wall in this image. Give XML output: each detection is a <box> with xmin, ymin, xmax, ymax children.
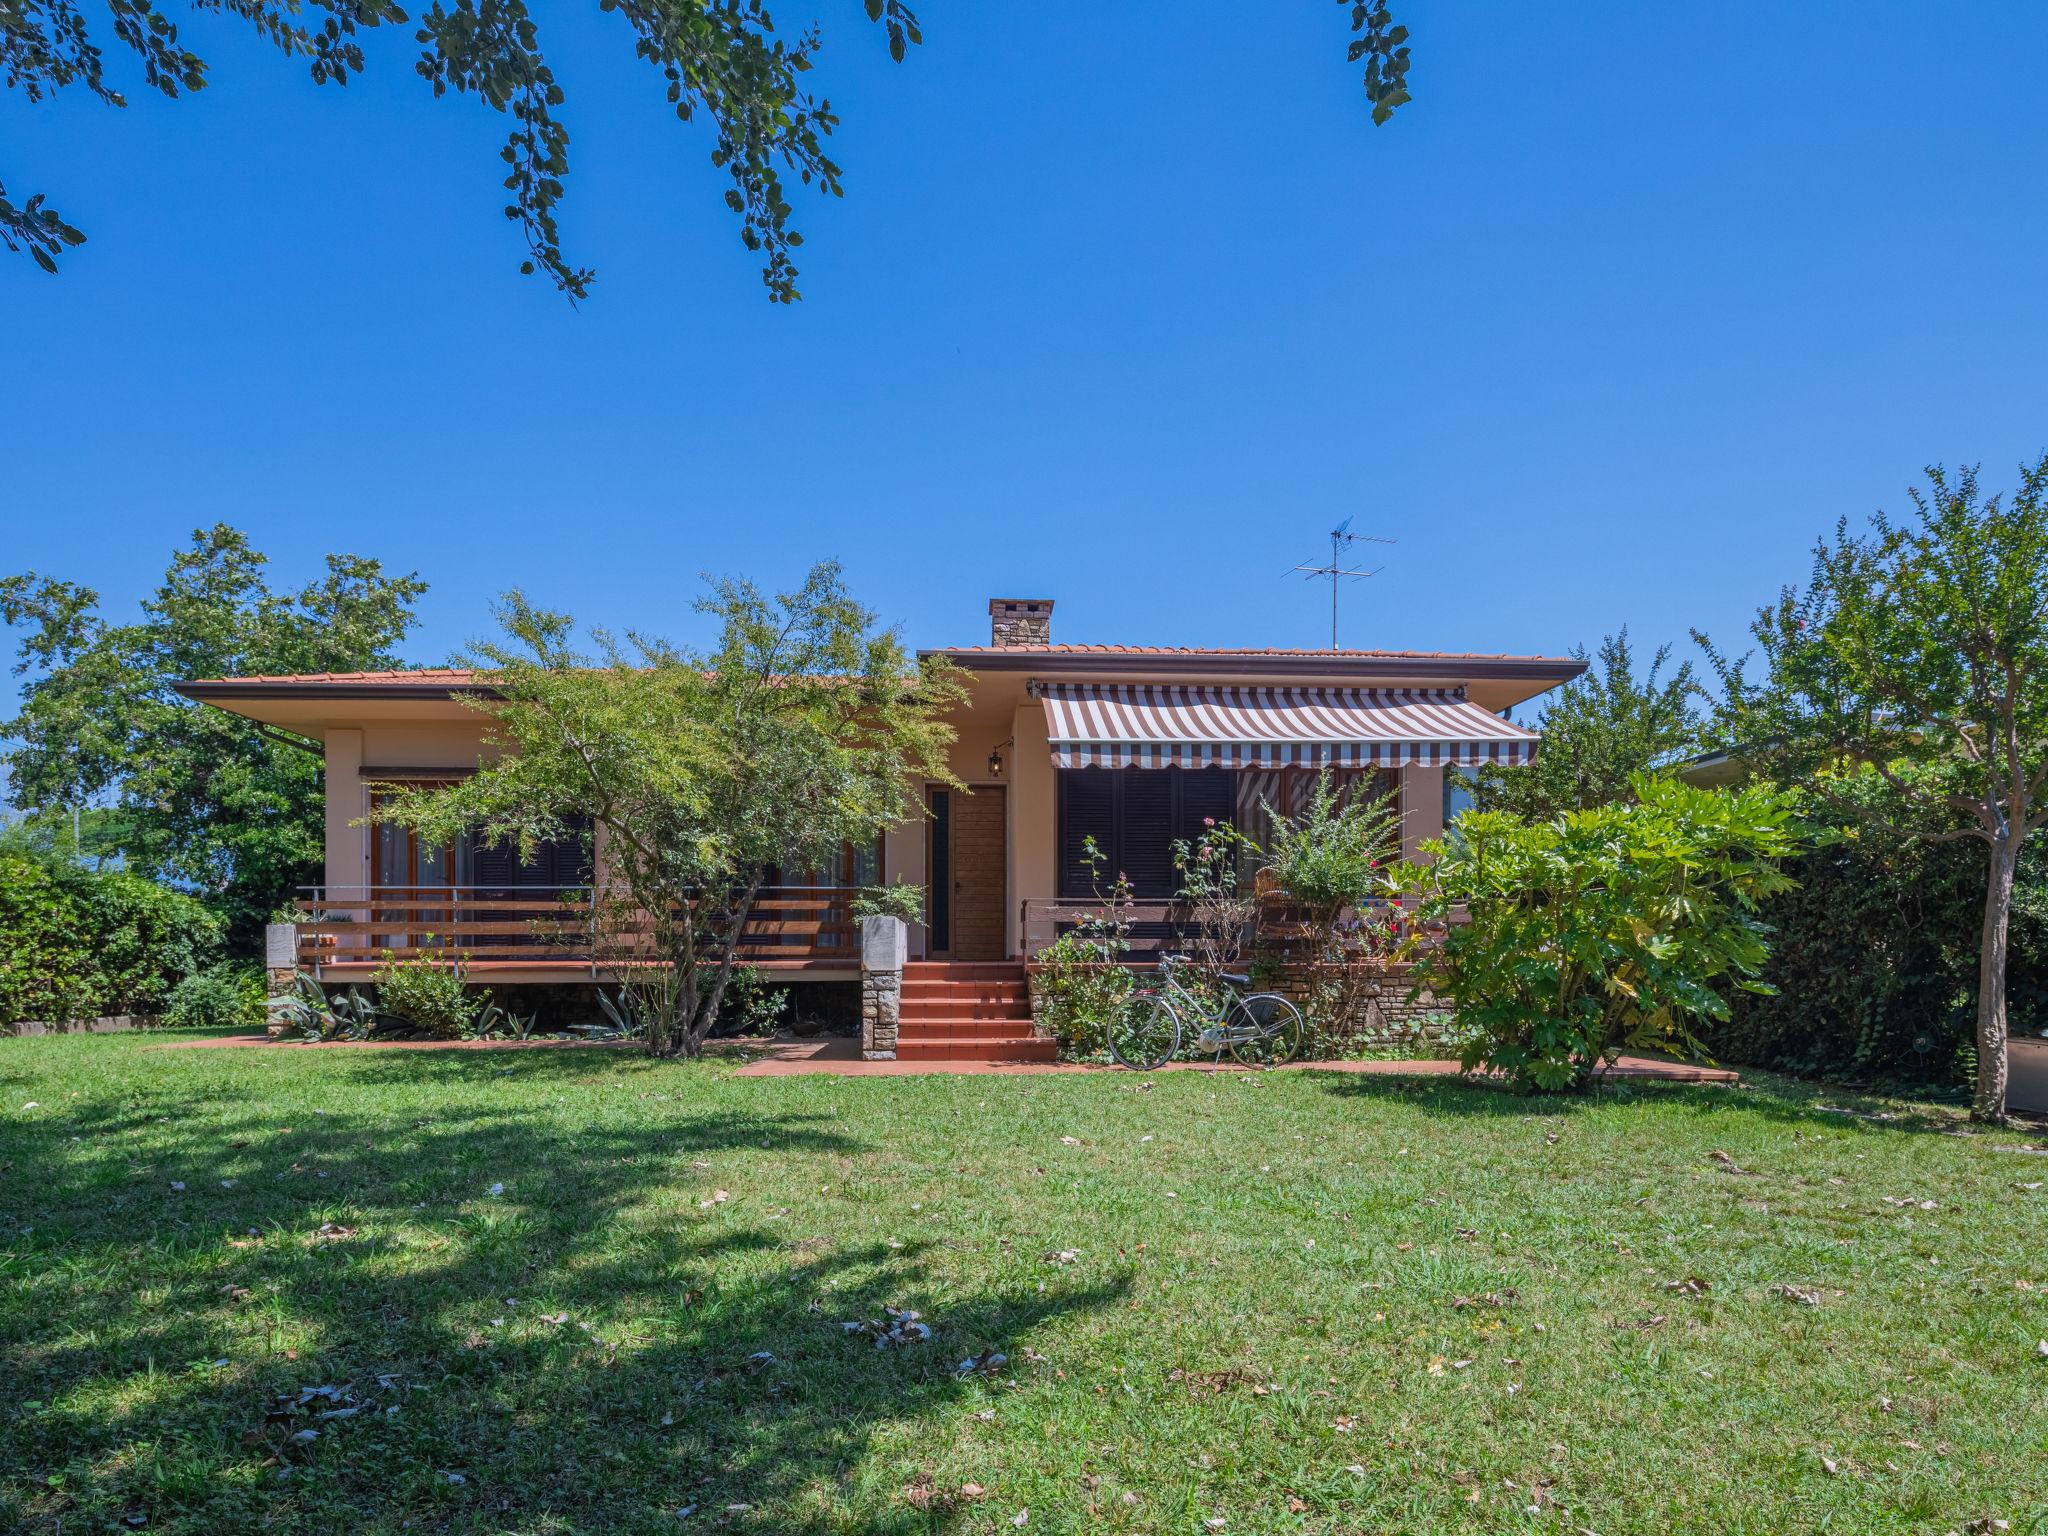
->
<box><xmin>323</xmin><ymin>728</ymin><xmax>368</xmax><ymax>896</ymax></box>
<box><xmin>1006</xmin><ymin>701</ymin><xmax>1056</xmax><ymax>959</ymax></box>
<box><xmin>1397</xmin><ymin>762</ymin><xmax>1446</xmax><ymax>864</ymax></box>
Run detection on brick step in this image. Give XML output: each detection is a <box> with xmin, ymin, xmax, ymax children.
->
<box><xmin>898</xmin><ymin>1018</ymin><xmax>1046</xmax><ymax>1041</ymax></box>
<box><xmin>904</xmin><ymin>962</ymin><xmax>1027</xmax><ymax>977</ymax></box>
<box><xmin>896</xmin><ymin>1038</ymin><xmax>1059</xmax><ymax>1063</ymax></box>
<box><xmin>900</xmin><ymin>994</ymin><xmax>1030</xmax><ymax>1009</ymax></box>
<box><xmin>900</xmin><ymin>981</ymin><xmax>1029</xmax><ymax>998</ymax></box>
<box><xmin>901</xmin><ymin>991</ymin><xmax>1024</xmax><ymax>1015</ymax></box>
<box><xmin>901</xmin><ymin>999</ymin><xmax>1034</xmax><ymax>1022</ymax></box>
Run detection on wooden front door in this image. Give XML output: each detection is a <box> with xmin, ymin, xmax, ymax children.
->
<box><xmin>927</xmin><ymin>785</ymin><xmax>1007</xmax><ymax>960</ymax></box>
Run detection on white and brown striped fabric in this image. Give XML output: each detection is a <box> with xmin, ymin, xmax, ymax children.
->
<box><xmin>1037</xmin><ymin>683</ymin><xmax>1538</xmax><ymax>770</ymax></box>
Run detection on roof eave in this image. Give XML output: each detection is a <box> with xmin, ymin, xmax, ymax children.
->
<box><xmin>173</xmin><ymin>679</ymin><xmax>497</xmax><ymax>703</ymax></box>
<box><xmin>922</xmin><ymin>650</ymin><xmax>1588</xmax><ymax>684</ymax></box>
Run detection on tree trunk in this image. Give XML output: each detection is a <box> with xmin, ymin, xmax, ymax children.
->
<box><xmin>683</xmin><ymin>883</ymin><xmax>761</xmax><ymax>1058</ymax></box>
<box><xmin>1973</xmin><ymin>835</ymin><xmax>2018</xmax><ymax>1123</ymax></box>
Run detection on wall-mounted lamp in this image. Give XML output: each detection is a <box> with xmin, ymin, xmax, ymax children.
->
<box><xmin>988</xmin><ymin>737</ymin><xmax>1014</xmax><ymax>780</ymax></box>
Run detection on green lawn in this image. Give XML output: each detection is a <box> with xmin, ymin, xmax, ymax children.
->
<box><xmin>3</xmin><ymin>1035</ymin><xmax>2045</xmax><ymax>1535</ymax></box>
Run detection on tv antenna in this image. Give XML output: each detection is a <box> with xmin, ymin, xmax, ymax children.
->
<box><xmin>1288</xmin><ymin>516</ymin><xmax>1395</xmax><ymax>649</ymax></box>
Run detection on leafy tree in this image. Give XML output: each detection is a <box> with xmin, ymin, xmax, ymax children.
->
<box><xmin>1478</xmin><ymin>629</ymin><xmax>1703</xmax><ymax>820</ymax></box>
<box><xmin>379</xmin><ymin>562</ymin><xmax>964</xmax><ymax>1058</ymax></box>
<box><xmin>1697</xmin><ymin>459</ymin><xmax>2048</xmax><ymax>1122</ymax></box>
<box><xmin>1401</xmin><ymin>775</ymin><xmax>1805</xmax><ymax>1091</ymax></box>
<box><xmin>4</xmin><ymin>1</ymin><xmax>1410</xmax><ymax>296</ymax></box>
<box><xmin>1</xmin><ymin>525</ymin><xmax>426</xmax><ymax>947</ymax></box>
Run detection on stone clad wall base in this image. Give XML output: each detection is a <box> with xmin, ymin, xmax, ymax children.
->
<box><xmin>264</xmin><ymin>923</ymin><xmax>299</xmax><ymax>1039</ymax></box>
<box><xmin>859</xmin><ymin>915</ymin><xmax>907</xmax><ymax>1060</ymax></box>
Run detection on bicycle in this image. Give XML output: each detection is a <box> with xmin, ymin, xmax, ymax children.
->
<box><xmin>1108</xmin><ymin>952</ymin><xmax>1306</xmax><ymax>1070</ymax></box>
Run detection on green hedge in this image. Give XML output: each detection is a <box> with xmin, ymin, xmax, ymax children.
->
<box><xmin>1704</xmin><ymin>824</ymin><xmax>2046</xmax><ymax>1087</ymax></box>
<box><xmin>0</xmin><ymin>853</ymin><xmax>222</xmax><ymax>1026</ymax></box>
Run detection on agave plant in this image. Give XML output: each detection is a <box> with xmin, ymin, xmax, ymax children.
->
<box><xmin>266</xmin><ymin>973</ymin><xmax>383</xmax><ymax>1042</ymax></box>
<box><xmin>475</xmin><ymin>1000</ymin><xmax>541</xmax><ymax>1041</ymax></box>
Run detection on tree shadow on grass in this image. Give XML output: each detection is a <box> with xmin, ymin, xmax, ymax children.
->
<box><xmin>0</xmin><ymin>1078</ymin><xmax>1126</xmax><ymax>1534</ymax></box>
<box><xmin>1308</xmin><ymin>1060</ymin><xmax>2010</xmax><ymax>1142</ymax></box>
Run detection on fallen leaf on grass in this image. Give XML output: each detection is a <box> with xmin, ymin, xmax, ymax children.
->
<box><xmin>1778</xmin><ymin>1285</ymin><xmax>1824</xmax><ymax>1307</ymax></box>
<box><xmin>954</xmin><ymin>1348</ymin><xmax>1008</xmax><ymax>1378</ymax></box>
<box><xmin>1709</xmin><ymin>1150</ymin><xmax>1753</xmax><ymax>1175</ymax></box>
<box><xmin>697</xmin><ymin>1190</ymin><xmax>730</xmax><ymax>1208</ymax></box>
<box><xmin>1662</xmin><ymin>1276</ymin><xmax>1711</xmax><ymax>1297</ymax></box>
<box><xmin>1451</xmin><ymin>1289</ymin><xmax>1519</xmax><ymax>1310</ymax></box>
<box><xmin>842</xmin><ymin>1306</ymin><xmax>932</xmax><ymax>1348</ymax></box>
<box><xmin>311</xmin><ymin>1222</ymin><xmax>356</xmax><ymax>1241</ymax></box>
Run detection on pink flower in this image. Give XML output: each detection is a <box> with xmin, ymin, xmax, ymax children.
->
<box><xmin>1203</xmin><ymin>817</ymin><xmax>1215</xmax><ymax>827</ymax></box>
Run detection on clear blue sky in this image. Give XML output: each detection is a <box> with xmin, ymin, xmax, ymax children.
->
<box><xmin>4</xmin><ymin>1</ymin><xmax>2047</xmax><ymax>699</ymax></box>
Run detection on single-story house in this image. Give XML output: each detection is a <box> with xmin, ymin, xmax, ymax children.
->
<box><xmin>180</xmin><ymin>599</ymin><xmax>1582</xmax><ymax>1058</ymax></box>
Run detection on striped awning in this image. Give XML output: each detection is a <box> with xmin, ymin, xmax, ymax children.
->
<box><xmin>1037</xmin><ymin>683</ymin><xmax>1538</xmax><ymax>770</ymax></box>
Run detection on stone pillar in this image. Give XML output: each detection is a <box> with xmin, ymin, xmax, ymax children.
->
<box><xmin>264</xmin><ymin>922</ymin><xmax>299</xmax><ymax>1038</ymax></box>
<box><xmin>860</xmin><ymin>914</ymin><xmax>907</xmax><ymax>1060</ymax></box>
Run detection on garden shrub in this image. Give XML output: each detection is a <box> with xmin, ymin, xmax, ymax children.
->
<box><xmin>1259</xmin><ymin>771</ymin><xmax>1401</xmax><ymax>915</ymax></box>
<box><xmin>1703</xmin><ymin>776</ymin><xmax>2048</xmax><ymax>1086</ymax></box>
<box><xmin>0</xmin><ymin>851</ymin><xmax>221</xmax><ymax>1025</ymax></box>
<box><xmin>1033</xmin><ymin>931</ymin><xmax>1135</xmax><ymax>1056</ymax></box>
<box><xmin>372</xmin><ymin>952</ymin><xmax>491</xmax><ymax>1039</ymax></box>
<box><xmin>1403</xmin><ymin>776</ymin><xmax>1805</xmax><ymax>1091</ymax></box>
<box><xmin>163</xmin><ymin>966</ymin><xmax>265</xmax><ymax>1031</ymax></box>
<box><xmin>711</xmin><ymin>965</ymin><xmax>787</xmax><ymax>1036</ymax></box>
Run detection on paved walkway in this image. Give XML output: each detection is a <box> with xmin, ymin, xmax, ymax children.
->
<box><xmin>154</xmin><ymin>1032</ymin><xmax>1738</xmax><ymax>1085</ymax></box>
<box><xmin>730</xmin><ymin>1037</ymin><xmax>1739</xmax><ymax>1083</ymax></box>
<box><xmin>156</xmin><ymin>1032</ymin><xmax>637</xmax><ymax>1051</ymax></box>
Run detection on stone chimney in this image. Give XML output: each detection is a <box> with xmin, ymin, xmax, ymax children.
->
<box><xmin>988</xmin><ymin>598</ymin><xmax>1054</xmax><ymax>648</ymax></box>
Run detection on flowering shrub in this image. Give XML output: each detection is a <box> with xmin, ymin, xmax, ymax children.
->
<box><xmin>1169</xmin><ymin>817</ymin><xmax>1258</xmax><ymax>1001</ymax></box>
<box><xmin>1033</xmin><ymin>836</ymin><xmax>1137</xmax><ymax>1057</ymax></box>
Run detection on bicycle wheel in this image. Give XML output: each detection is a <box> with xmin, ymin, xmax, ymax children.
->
<box><xmin>1227</xmin><ymin>993</ymin><xmax>1305</xmax><ymax>1067</ymax></box>
<box><xmin>1109</xmin><ymin>991</ymin><xmax>1182</xmax><ymax>1070</ymax></box>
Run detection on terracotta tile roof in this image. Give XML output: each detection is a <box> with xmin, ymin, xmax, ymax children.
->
<box><xmin>182</xmin><ymin>669</ymin><xmax>482</xmax><ymax>687</ymax></box>
<box><xmin>933</xmin><ymin>644</ymin><xmax>1578</xmax><ymax>664</ymax></box>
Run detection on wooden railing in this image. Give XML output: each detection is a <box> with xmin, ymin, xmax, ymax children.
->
<box><xmin>293</xmin><ymin>885</ymin><xmax>860</xmax><ymax>972</ymax></box>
